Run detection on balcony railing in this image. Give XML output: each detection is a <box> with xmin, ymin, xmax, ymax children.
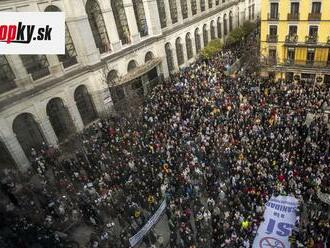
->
<box><xmin>285</xmin><ymin>35</ymin><xmax>298</xmax><ymax>43</ymax></box>
<box><xmin>267</xmin><ymin>34</ymin><xmax>278</xmax><ymax>43</ymax></box>
<box><xmin>308</xmin><ymin>12</ymin><xmax>321</xmax><ymax>21</ymax></box>
<box><xmin>305</xmin><ymin>35</ymin><xmax>318</xmax><ymax>44</ymax></box>
<box><xmin>282</xmin><ymin>59</ymin><xmax>330</xmax><ymax>68</ymax></box>
<box><xmin>267</xmin><ymin>13</ymin><xmax>279</xmax><ymax>21</ymax></box>
<box><xmin>287</xmin><ymin>13</ymin><xmax>299</xmax><ymax>20</ymax></box>
<box><xmin>262</xmin><ymin>57</ymin><xmax>277</xmax><ymax>66</ymax></box>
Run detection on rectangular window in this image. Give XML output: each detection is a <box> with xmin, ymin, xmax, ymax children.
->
<box><xmin>309</xmin><ymin>26</ymin><xmax>318</xmax><ymax>37</ymax></box>
<box><xmin>311</xmin><ymin>2</ymin><xmax>321</xmax><ymax>13</ymax></box>
<box><xmin>291</xmin><ymin>2</ymin><xmax>299</xmax><ymax>14</ymax></box>
<box><xmin>289</xmin><ymin>25</ymin><xmax>297</xmax><ymax>35</ymax></box>
<box><xmin>270</xmin><ymin>3</ymin><xmax>279</xmax><ymax>19</ymax></box>
<box><xmin>269</xmin><ymin>25</ymin><xmax>277</xmax><ymax>36</ymax></box>
<box><xmin>269</xmin><ymin>49</ymin><xmax>276</xmax><ymax>59</ymax></box>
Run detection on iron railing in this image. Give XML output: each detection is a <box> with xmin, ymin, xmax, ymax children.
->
<box><xmin>287</xmin><ymin>13</ymin><xmax>299</xmax><ymax>20</ymax></box>
<box><xmin>267</xmin><ymin>13</ymin><xmax>279</xmax><ymax>21</ymax></box>
<box><xmin>308</xmin><ymin>12</ymin><xmax>321</xmax><ymax>21</ymax></box>
<box><xmin>305</xmin><ymin>35</ymin><xmax>318</xmax><ymax>44</ymax></box>
<box><xmin>267</xmin><ymin>34</ymin><xmax>278</xmax><ymax>43</ymax></box>
<box><xmin>285</xmin><ymin>35</ymin><xmax>298</xmax><ymax>43</ymax></box>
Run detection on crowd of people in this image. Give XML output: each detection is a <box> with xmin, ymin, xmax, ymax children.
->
<box><xmin>0</xmin><ymin>30</ymin><xmax>329</xmax><ymax>248</ymax></box>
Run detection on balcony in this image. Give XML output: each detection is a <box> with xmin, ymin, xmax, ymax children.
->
<box><xmin>285</xmin><ymin>35</ymin><xmax>298</xmax><ymax>43</ymax></box>
<box><xmin>305</xmin><ymin>35</ymin><xmax>318</xmax><ymax>44</ymax></box>
<box><xmin>308</xmin><ymin>12</ymin><xmax>321</xmax><ymax>21</ymax></box>
<box><xmin>287</xmin><ymin>13</ymin><xmax>299</xmax><ymax>21</ymax></box>
<box><xmin>281</xmin><ymin>60</ymin><xmax>330</xmax><ymax>68</ymax></box>
<box><xmin>267</xmin><ymin>13</ymin><xmax>279</xmax><ymax>21</ymax></box>
<box><xmin>267</xmin><ymin>34</ymin><xmax>278</xmax><ymax>43</ymax></box>
<box><xmin>262</xmin><ymin>57</ymin><xmax>277</xmax><ymax>66</ymax></box>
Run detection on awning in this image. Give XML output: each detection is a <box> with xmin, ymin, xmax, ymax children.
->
<box><xmin>113</xmin><ymin>58</ymin><xmax>162</xmax><ymax>87</ymax></box>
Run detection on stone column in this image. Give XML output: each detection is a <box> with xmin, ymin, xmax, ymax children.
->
<box><xmin>4</xmin><ymin>133</ymin><xmax>30</xmax><ymax>172</ymax></box>
<box><xmin>6</xmin><ymin>55</ymin><xmax>33</xmax><ymax>89</ymax></box>
<box><xmin>123</xmin><ymin>0</ymin><xmax>140</xmax><ymax>43</ymax></box>
<box><xmin>142</xmin><ymin>0</ymin><xmax>162</xmax><ymax>36</ymax></box>
<box><xmin>63</xmin><ymin>0</ymin><xmax>100</xmax><ymax>66</ymax></box>
<box><xmin>67</xmin><ymin>100</ymin><xmax>85</xmax><ymax>132</ymax></box>
<box><xmin>36</xmin><ymin>108</ymin><xmax>59</xmax><ymax>147</ymax></box>
<box><xmin>176</xmin><ymin>0</ymin><xmax>183</xmax><ymax>24</ymax></box>
<box><xmin>196</xmin><ymin>0</ymin><xmax>201</xmax><ymax>15</ymax></box>
<box><xmin>187</xmin><ymin>0</ymin><xmax>192</xmax><ymax>20</ymax></box>
<box><xmin>99</xmin><ymin>1</ymin><xmax>121</xmax><ymax>51</ymax></box>
<box><xmin>46</xmin><ymin>55</ymin><xmax>64</xmax><ymax>78</ymax></box>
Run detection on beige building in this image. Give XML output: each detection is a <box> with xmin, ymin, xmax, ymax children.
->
<box><xmin>0</xmin><ymin>0</ymin><xmax>259</xmax><ymax>171</ymax></box>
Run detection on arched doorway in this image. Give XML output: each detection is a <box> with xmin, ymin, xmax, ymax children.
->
<box><xmin>46</xmin><ymin>98</ymin><xmax>75</xmax><ymax>142</ymax></box>
<box><xmin>13</xmin><ymin>113</ymin><xmax>46</xmax><ymax>158</ymax></box>
<box><xmin>210</xmin><ymin>20</ymin><xmax>216</xmax><ymax>40</ymax></box>
<box><xmin>176</xmin><ymin>37</ymin><xmax>184</xmax><ymax>66</ymax></box>
<box><xmin>74</xmin><ymin>85</ymin><xmax>98</xmax><ymax>126</ymax></box>
<box><xmin>107</xmin><ymin>70</ymin><xmax>125</xmax><ymax>106</ymax></box>
<box><xmin>0</xmin><ymin>141</ymin><xmax>16</xmax><ymax>170</ymax></box>
<box><xmin>165</xmin><ymin>43</ymin><xmax>174</xmax><ymax>73</ymax></box>
<box><xmin>195</xmin><ymin>28</ymin><xmax>201</xmax><ymax>53</ymax></box>
<box><xmin>203</xmin><ymin>24</ymin><xmax>208</xmax><ymax>47</ymax></box>
<box><xmin>186</xmin><ymin>33</ymin><xmax>193</xmax><ymax>60</ymax></box>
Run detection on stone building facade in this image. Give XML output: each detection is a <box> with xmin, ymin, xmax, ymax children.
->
<box><xmin>0</xmin><ymin>0</ymin><xmax>259</xmax><ymax>171</ymax></box>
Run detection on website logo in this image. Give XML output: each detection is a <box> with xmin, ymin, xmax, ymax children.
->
<box><xmin>0</xmin><ymin>12</ymin><xmax>65</xmax><ymax>54</ymax></box>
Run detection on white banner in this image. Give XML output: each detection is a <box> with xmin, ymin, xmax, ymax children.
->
<box><xmin>129</xmin><ymin>199</ymin><xmax>167</xmax><ymax>247</ymax></box>
<box><xmin>0</xmin><ymin>12</ymin><xmax>65</xmax><ymax>54</ymax></box>
<box><xmin>253</xmin><ymin>195</ymin><xmax>299</xmax><ymax>248</ymax></box>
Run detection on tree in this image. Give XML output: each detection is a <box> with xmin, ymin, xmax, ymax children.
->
<box><xmin>200</xmin><ymin>39</ymin><xmax>223</xmax><ymax>59</ymax></box>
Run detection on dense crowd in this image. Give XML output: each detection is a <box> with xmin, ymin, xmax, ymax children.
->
<box><xmin>1</xmin><ymin>31</ymin><xmax>329</xmax><ymax>248</ymax></box>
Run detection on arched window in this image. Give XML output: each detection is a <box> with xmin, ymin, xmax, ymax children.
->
<box><xmin>13</xmin><ymin>113</ymin><xmax>46</xmax><ymax>158</ymax></box>
<box><xmin>203</xmin><ymin>24</ymin><xmax>208</xmax><ymax>46</ymax></box>
<box><xmin>165</xmin><ymin>43</ymin><xmax>174</xmax><ymax>72</ymax></box>
<box><xmin>156</xmin><ymin>0</ymin><xmax>167</xmax><ymax>28</ymax></box>
<box><xmin>229</xmin><ymin>11</ymin><xmax>233</xmax><ymax>32</ymax></box>
<box><xmin>210</xmin><ymin>21</ymin><xmax>216</xmax><ymax>40</ymax></box>
<box><xmin>176</xmin><ymin>38</ymin><xmax>184</xmax><ymax>66</ymax></box>
<box><xmin>181</xmin><ymin>0</ymin><xmax>188</xmax><ymax>19</ymax></box>
<box><xmin>127</xmin><ymin>60</ymin><xmax>138</xmax><ymax>72</ymax></box>
<box><xmin>133</xmin><ymin>0</ymin><xmax>148</xmax><ymax>37</ymax></box>
<box><xmin>111</xmin><ymin>0</ymin><xmax>130</xmax><ymax>45</ymax></box>
<box><xmin>195</xmin><ymin>28</ymin><xmax>201</xmax><ymax>53</ymax></box>
<box><xmin>223</xmin><ymin>14</ymin><xmax>228</xmax><ymax>36</ymax></box>
<box><xmin>86</xmin><ymin>0</ymin><xmax>110</xmax><ymax>53</ymax></box>
<box><xmin>191</xmin><ymin>0</ymin><xmax>197</xmax><ymax>15</ymax></box>
<box><xmin>169</xmin><ymin>0</ymin><xmax>178</xmax><ymax>24</ymax></box>
<box><xmin>47</xmin><ymin>98</ymin><xmax>76</xmax><ymax>142</ymax></box>
<box><xmin>200</xmin><ymin>0</ymin><xmax>206</xmax><ymax>11</ymax></box>
<box><xmin>186</xmin><ymin>33</ymin><xmax>193</xmax><ymax>59</ymax></box>
<box><xmin>45</xmin><ymin>5</ymin><xmax>78</xmax><ymax>67</ymax></box>
<box><xmin>0</xmin><ymin>55</ymin><xmax>16</xmax><ymax>94</ymax></box>
<box><xmin>208</xmin><ymin>0</ymin><xmax>213</xmax><ymax>8</ymax></box>
<box><xmin>20</xmin><ymin>55</ymin><xmax>50</xmax><ymax>81</ymax></box>
<box><xmin>74</xmin><ymin>85</ymin><xmax>97</xmax><ymax>125</ymax></box>
<box><xmin>107</xmin><ymin>70</ymin><xmax>119</xmax><ymax>85</ymax></box>
<box><xmin>217</xmin><ymin>17</ymin><xmax>222</xmax><ymax>38</ymax></box>
<box><xmin>145</xmin><ymin>52</ymin><xmax>154</xmax><ymax>62</ymax></box>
